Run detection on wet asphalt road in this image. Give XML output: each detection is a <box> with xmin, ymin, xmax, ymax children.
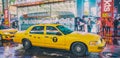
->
<box><xmin>0</xmin><ymin>37</ymin><xmax>120</xmax><ymax>58</ymax></box>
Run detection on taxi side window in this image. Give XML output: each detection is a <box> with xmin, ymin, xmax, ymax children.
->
<box><xmin>30</xmin><ymin>26</ymin><xmax>44</xmax><ymax>34</ymax></box>
<box><xmin>46</xmin><ymin>26</ymin><xmax>60</xmax><ymax>35</ymax></box>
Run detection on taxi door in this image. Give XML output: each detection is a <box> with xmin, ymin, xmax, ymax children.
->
<box><xmin>28</xmin><ymin>26</ymin><xmax>45</xmax><ymax>47</ymax></box>
<box><xmin>44</xmin><ymin>26</ymin><xmax>66</xmax><ymax>49</ymax></box>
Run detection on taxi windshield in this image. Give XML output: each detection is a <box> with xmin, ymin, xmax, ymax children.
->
<box><xmin>57</xmin><ymin>25</ymin><xmax>73</xmax><ymax>35</ymax></box>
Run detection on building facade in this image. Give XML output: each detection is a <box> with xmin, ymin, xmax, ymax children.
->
<box><xmin>10</xmin><ymin>0</ymin><xmax>98</xmax><ymax>30</ymax></box>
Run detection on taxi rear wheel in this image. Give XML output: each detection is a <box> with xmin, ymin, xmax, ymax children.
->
<box><xmin>22</xmin><ymin>39</ymin><xmax>32</xmax><ymax>50</ymax></box>
<box><xmin>71</xmin><ymin>42</ymin><xmax>88</xmax><ymax>56</ymax></box>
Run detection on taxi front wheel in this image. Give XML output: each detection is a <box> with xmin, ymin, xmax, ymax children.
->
<box><xmin>71</xmin><ymin>42</ymin><xmax>88</xmax><ymax>56</ymax></box>
<box><xmin>22</xmin><ymin>39</ymin><xmax>32</xmax><ymax>50</ymax></box>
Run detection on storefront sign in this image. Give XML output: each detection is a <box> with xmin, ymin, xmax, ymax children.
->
<box><xmin>101</xmin><ymin>0</ymin><xmax>114</xmax><ymax>18</ymax></box>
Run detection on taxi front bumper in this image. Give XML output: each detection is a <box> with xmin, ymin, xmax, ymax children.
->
<box><xmin>2</xmin><ymin>34</ymin><xmax>14</xmax><ymax>40</ymax></box>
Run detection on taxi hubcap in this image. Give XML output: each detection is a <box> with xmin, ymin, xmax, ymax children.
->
<box><xmin>25</xmin><ymin>41</ymin><xmax>28</xmax><ymax>46</ymax></box>
<box><xmin>76</xmin><ymin>46</ymin><xmax>81</xmax><ymax>52</ymax></box>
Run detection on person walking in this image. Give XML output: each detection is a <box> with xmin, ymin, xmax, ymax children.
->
<box><xmin>74</xmin><ymin>17</ymin><xmax>79</xmax><ymax>31</ymax></box>
<box><xmin>106</xmin><ymin>18</ymin><xmax>112</xmax><ymax>34</ymax></box>
<box><xmin>101</xmin><ymin>18</ymin><xmax>107</xmax><ymax>35</ymax></box>
<box><xmin>87</xmin><ymin>18</ymin><xmax>92</xmax><ymax>33</ymax></box>
<box><xmin>96</xmin><ymin>18</ymin><xmax>101</xmax><ymax>34</ymax></box>
<box><xmin>113</xmin><ymin>18</ymin><xmax>119</xmax><ymax>36</ymax></box>
<box><xmin>78</xmin><ymin>18</ymin><xmax>84</xmax><ymax>31</ymax></box>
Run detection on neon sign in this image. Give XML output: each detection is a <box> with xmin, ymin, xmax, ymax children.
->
<box><xmin>101</xmin><ymin>0</ymin><xmax>114</xmax><ymax>18</ymax></box>
<box><xmin>103</xmin><ymin>0</ymin><xmax>112</xmax><ymax>12</ymax></box>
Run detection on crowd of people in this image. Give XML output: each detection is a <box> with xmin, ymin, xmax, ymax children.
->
<box><xmin>74</xmin><ymin>17</ymin><xmax>96</xmax><ymax>33</ymax></box>
<box><xmin>74</xmin><ymin>16</ymin><xmax>120</xmax><ymax>36</ymax></box>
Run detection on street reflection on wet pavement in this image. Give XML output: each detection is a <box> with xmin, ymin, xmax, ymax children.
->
<box><xmin>0</xmin><ymin>37</ymin><xmax>120</xmax><ymax>58</ymax></box>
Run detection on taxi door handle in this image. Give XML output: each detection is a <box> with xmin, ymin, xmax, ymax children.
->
<box><xmin>29</xmin><ymin>35</ymin><xmax>32</xmax><ymax>37</ymax></box>
<box><xmin>38</xmin><ymin>37</ymin><xmax>40</xmax><ymax>39</ymax></box>
<box><xmin>45</xmin><ymin>36</ymin><xmax>49</xmax><ymax>38</ymax></box>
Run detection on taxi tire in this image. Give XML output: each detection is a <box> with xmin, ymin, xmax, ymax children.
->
<box><xmin>71</xmin><ymin>42</ymin><xmax>88</xmax><ymax>56</ymax></box>
<box><xmin>22</xmin><ymin>40</ymin><xmax>32</xmax><ymax>50</ymax></box>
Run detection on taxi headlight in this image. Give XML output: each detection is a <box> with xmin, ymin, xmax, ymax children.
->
<box><xmin>89</xmin><ymin>40</ymin><xmax>101</xmax><ymax>46</ymax></box>
<box><xmin>98</xmin><ymin>39</ymin><xmax>101</xmax><ymax>44</ymax></box>
<box><xmin>89</xmin><ymin>41</ymin><xmax>98</xmax><ymax>46</ymax></box>
<box><xmin>4</xmin><ymin>32</ymin><xmax>10</xmax><ymax>35</ymax></box>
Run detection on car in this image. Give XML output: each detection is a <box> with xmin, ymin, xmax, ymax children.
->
<box><xmin>0</xmin><ymin>25</ymin><xmax>17</xmax><ymax>40</ymax></box>
<box><xmin>13</xmin><ymin>24</ymin><xmax>106</xmax><ymax>56</ymax></box>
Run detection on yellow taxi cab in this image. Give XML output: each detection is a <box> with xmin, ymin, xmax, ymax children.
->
<box><xmin>0</xmin><ymin>25</ymin><xmax>17</xmax><ymax>40</ymax></box>
<box><xmin>13</xmin><ymin>24</ymin><xmax>106</xmax><ymax>56</ymax></box>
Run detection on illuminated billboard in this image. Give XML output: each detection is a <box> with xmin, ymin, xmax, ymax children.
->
<box><xmin>101</xmin><ymin>0</ymin><xmax>114</xmax><ymax>18</ymax></box>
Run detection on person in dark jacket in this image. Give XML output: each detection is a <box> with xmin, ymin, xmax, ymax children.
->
<box><xmin>113</xmin><ymin>18</ymin><xmax>119</xmax><ymax>36</ymax></box>
<box><xmin>74</xmin><ymin>17</ymin><xmax>79</xmax><ymax>31</ymax></box>
<box><xmin>101</xmin><ymin>18</ymin><xmax>107</xmax><ymax>35</ymax></box>
<box><xmin>87</xmin><ymin>18</ymin><xmax>92</xmax><ymax>33</ymax></box>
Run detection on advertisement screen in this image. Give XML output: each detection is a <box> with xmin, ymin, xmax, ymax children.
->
<box><xmin>101</xmin><ymin>0</ymin><xmax>114</xmax><ymax>18</ymax></box>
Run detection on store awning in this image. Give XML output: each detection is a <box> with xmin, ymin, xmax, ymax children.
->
<box><xmin>12</xmin><ymin>0</ymin><xmax>65</xmax><ymax>7</ymax></box>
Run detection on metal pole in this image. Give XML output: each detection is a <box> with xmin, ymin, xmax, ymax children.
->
<box><xmin>50</xmin><ymin>3</ymin><xmax>52</xmax><ymax>17</ymax></box>
<box><xmin>2</xmin><ymin>0</ymin><xmax>4</xmax><ymax>14</ymax></box>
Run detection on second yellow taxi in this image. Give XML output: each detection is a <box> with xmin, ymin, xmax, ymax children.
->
<box><xmin>0</xmin><ymin>25</ymin><xmax>17</xmax><ymax>40</ymax></box>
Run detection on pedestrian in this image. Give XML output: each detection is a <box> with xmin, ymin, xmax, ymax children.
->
<box><xmin>74</xmin><ymin>17</ymin><xmax>79</xmax><ymax>31</ymax></box>
<box><xmin>87</xmin><ymin>18</ymin><xmax>92</xmax><ymax>33</ymax></box>
<box><xmin>101</xmin><ymin>18</ymin><xmax>106</xmax><ymax>35</ymax></box>
<box><xmin>96</xmin><ymin>18</ymin><xmax>101</xmax><ymax>34</ymax></box>
<box><xmin>113</xmin><ymin>18</ymin><xmax>119</xmax><ymax>36</ymax></box>
<box><xmin>81</xmin><ymin>16</ymin><xmax>86</xmax><ymax>32</ymax></box>
<box><xmin>106</xmin><ymin>18</ymin><xmax>112</xmax><ymax>34</ymax></box>
<box><xmin>79</xmin><ymin>18</ymin><xmax>85</xmax><ymax>31</ymax></box>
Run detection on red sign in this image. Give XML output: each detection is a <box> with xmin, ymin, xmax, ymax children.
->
<box><xmin>101</xmin><ymin>0</ymin><xmax>114</xmax><ymax>18</ymax></box>
<box><xmin>4</xmin><ymin>9</ymin><xmax>10</xmax><ymax>27</ymax></box>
